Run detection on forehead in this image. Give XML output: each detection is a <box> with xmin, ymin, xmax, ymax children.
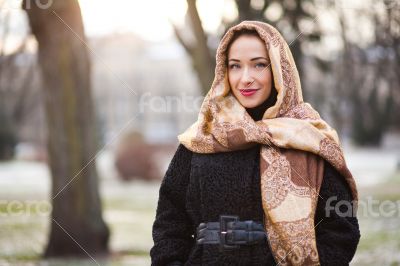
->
<box><xmin>228</xmin><ymin>35</ymin><xmax>268</xmax><ymax>58</ymax></box>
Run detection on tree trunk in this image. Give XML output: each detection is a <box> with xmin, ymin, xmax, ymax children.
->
<box><xmin>172</xmin><ymin>0</ymin><xmax>215</xmax><ymax>95</ymax></box>
<box><xmin>23</xmin><ymin>0</ymin><xmax>109</xmax><ymax>257</ymax></box>
<box><xmin>186</xmin><ymin>0</ymin><xmax>215</xmax><ymax>94</ymax></box>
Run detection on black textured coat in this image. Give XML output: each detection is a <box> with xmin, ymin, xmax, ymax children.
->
<box><xmin>150</xmin><ymin>103</ymin><xmax>360</xmax><ymax>266</ymax></box>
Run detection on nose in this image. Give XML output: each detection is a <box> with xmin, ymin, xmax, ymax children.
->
<box><xmin>240</xmin><ymin>66</ymin><xmax>254</xmax><ymax>85</ymax></box>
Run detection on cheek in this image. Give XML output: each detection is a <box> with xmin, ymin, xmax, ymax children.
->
<box><xmin>261</xmin><ymin>71</ymin><xmax>272</xmax><ymax>88</ymax></box>
<box><xmin>227</xmin><ymin>71</ymin><xmax>237</xmax><ymax>89</ymax></box>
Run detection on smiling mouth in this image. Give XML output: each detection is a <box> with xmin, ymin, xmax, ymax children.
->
<box><xmin>240</xmin><ymin>89</ymin><xmax>259</xmax><ymax>96</ymax></box>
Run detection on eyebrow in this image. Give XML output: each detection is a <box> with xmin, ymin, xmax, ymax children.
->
<box><xmin>228</xmin><ymin>57</ymin><xmax>269</xmax><ymax>62</ymax></box>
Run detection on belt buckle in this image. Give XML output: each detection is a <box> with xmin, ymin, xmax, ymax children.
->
<box><xmin>219</xmin><ymin>215</ymin><xmax>239</xmax><ymax>251</ymax></box>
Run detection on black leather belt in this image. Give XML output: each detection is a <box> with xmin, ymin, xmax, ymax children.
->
<box><xmin>196</xmin><ymin>215</ymin><xmax>267</xmax><ymax>250</ymax></box>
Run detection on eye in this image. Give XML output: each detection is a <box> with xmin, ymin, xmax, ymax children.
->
<box><xmin>229</xmin><ymin>64</ymin><xmax>240</xmax><ymax>70</ymax></box>
<box><xmin>255</xmin><ymin>62</ymin><xmax>268</xmax><ymax>69</ymax></box>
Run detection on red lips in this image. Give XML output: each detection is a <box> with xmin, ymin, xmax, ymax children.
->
<box><xmin>240</xmin><ymin>89</ymin><xmax>258</xmax><ymax>96</ymax></box>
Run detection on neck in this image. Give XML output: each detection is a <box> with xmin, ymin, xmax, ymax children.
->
<box><xmin>246</xmin><ymin>88</ymin><xmax>277</xmax><ymax>121</ymax></box>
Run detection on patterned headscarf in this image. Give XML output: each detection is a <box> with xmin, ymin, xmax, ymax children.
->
<box><xmin>178</xmin><ymin>21</ymin><xmax>357</xmax><ymax>266</ymax></box>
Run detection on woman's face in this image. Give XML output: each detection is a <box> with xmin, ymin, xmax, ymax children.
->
<box><xmin>227</xmin><ymin>34</ymin><xmax>272</xmax><ymax>108</ymax></box>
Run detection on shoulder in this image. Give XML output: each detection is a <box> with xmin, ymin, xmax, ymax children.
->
<box><xmin>321</xmin><ymin>160</ymin><xmax>354</xmax><ymax>202</ymax></box>
<box><xmin>176</xmin><ymin>143</ymin><xmax>193</xmax><ymax>155</ymax></box>
<box><xmin>163</xmin><ymin>144</ymin><xmax>194</xmax><ymax>176</ymax></box>
<box><xmin>171</xmin><ymin>144</ymin><xmax>193</xmax><ymax>160</ymax></box>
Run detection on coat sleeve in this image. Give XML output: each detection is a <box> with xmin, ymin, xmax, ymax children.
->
<box><xmin>150</xmin><ymin>144</ymin><xmax>195</xmax><ymax>266</ymax></box>
<box><xmin>315</xmin><ymin>161</ymin><xmax>361</xmax><ymax>266</ymax></box>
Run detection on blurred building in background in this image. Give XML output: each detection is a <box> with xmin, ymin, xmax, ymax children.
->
<box><xmin>90</xmin><ymin>33</ymin><xmax>201</xmax><ymax>144</ymax></box>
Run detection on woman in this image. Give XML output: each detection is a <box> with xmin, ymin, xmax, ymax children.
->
<box><xmin>150</xmin><ymin>21</ymin><xmax>360</xmax><ymax>266</ymax></box>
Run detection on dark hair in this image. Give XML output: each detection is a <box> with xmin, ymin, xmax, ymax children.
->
<box><xmin>225</xmin><ymin>29</ymin><xmax>261</xmax><ymax>66</ymax></box>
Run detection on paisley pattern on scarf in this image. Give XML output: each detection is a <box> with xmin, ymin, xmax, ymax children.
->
<box><xmin>178</xmin><ymin>21</ymin><xmax>357</xmax><ymax>266</ymax></box>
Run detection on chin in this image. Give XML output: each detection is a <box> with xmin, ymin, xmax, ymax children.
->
<box><xmin>238</xmin><ymin>99</ymin><xmax>259</xmax><ymax>108</ymax></box>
